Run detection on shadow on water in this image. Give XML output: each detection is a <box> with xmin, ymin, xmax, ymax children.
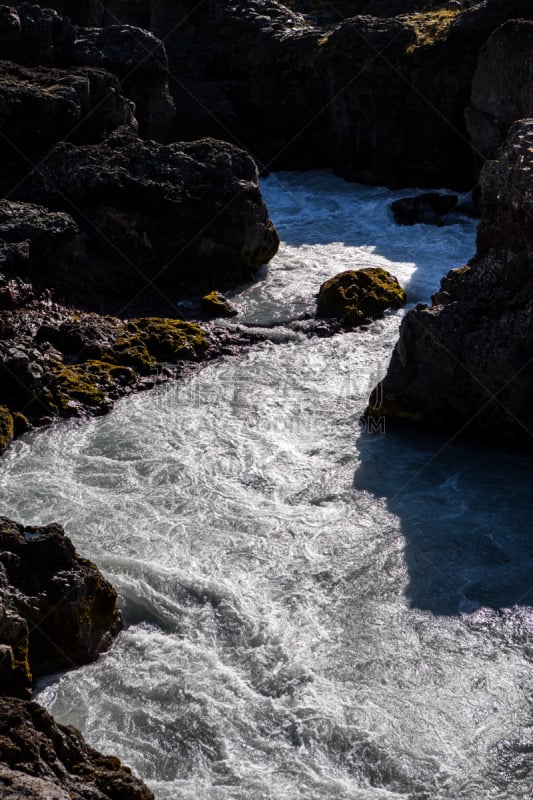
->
<box><xmin>353</xmin><ymin>427</ymin><xmax>533</xmax><ymax>615</ymax></box>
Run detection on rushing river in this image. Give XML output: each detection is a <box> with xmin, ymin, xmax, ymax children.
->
<box><xmin>1</xmin><ymin>171</ymin><xmax>533</xmax><ymax>800</ymax></box>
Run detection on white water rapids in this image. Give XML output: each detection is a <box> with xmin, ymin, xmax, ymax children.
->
<box><xmin>1</xmin><ymin>171</ymin><xmax>532</xmax><ymax>799</ymax></box>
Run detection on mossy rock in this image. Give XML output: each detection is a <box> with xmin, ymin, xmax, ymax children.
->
<box><xmin>0</xmin><ymin>406</ymin><xmax>14</xmax><ymax>455</ymax></box>
<box><xmin>129</xmin><ymin>317</ymin><xmax>210</xmax><ymax>361</ymax></box>
<box><xmin>317</xmin><ymin>268</ymin><xmax>406</xmax><ymax>325</ymax></box>
<box><xmin>201</xmin><ymin>290</ymin><xmax>238</xmax><ymax>318</ymax></box>
<box><xmin>49</xmin><ymin>361</ymin><xmax>136</xmax><ymax>415</ymax></box>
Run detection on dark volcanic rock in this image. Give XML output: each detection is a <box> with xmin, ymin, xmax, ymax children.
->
<box><xmin>0</xmin><ymin>200</ymin><xmax>78</xmax><ymax>262</ymax></box>
<box><xmin>0</xmin><ymin>698</ymin><xmax>154</xmax><ymax>799</ymax></box>
<box><xmin>0</xmin><ymin>3</ymin><xmax>75</xmax><ymax>66</ymax></box>
<box><xmin>72</xmin><ymin>24</ymin><xmax>175</xmax><ymax>140</ymax></box>
<box><xmin>466</xmin><ymin>19</ymin><xmax>533</xmax><ymax>163</ymax></box>
<box><xmin>391</xmin><ymin>193</ymin><xmax>459</xmax><ymax>226</ymax></box>
<box><xmin>0</xmin><ymin>60</ymin><xmax>135</xmax><ymax>189</ymax></box>
<box><xmin>317</xmin><ymin>268</ymin><xmax>406</xmax><ymax>326</ymax></box>
<box><xmin>19</xmin><ymin>129</ymin><xmax>279</xmax><ymax>288</ymax></box>
<box><xmin>0</xmin><ymin>6</ymin><xmax>173</xmax><ymax>140</ymax></box>
<box><xmin>0</xmin><ymin>516</ymin><xmax>121</xmax><ymax>689</ymax></box>
<box><xmin>366</xmin><ymin>119</ymin><xmax>533</xmax><ymax>447</ymax></box>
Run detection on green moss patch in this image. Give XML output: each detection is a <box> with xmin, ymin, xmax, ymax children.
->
<box><xmin>317</xmin><ymin>268</ymin><xmax>406</xmax><ymax>324</ymax></box>
<box><xmin>0</xmin><ymin>406</ymin><xmax>14</xmax><ymax>454</ymax></box>
<box><xmin>201</xmin><ymin>290</ymin><xmax>238</xmax><ymax>318</ymax></box>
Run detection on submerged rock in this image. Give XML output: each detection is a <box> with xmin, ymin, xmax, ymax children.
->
<box><xmin>391</xmin><ymin>193</ymin><xmax>459</xmax><ymax>226</ymax></box>
<box><xmin>317</xmin><ymin>268</ymin><xmax>406</xmax><ymax>326</ymax></box>
<box><xmin>366</xmin><ymin>119</ymin><xmax>533</xmax><ymax>447</ymax></box>
<box><xmin>0</xmin><ymin>697</ymin><xmax>154</xmax><ymax>799</ymax></box>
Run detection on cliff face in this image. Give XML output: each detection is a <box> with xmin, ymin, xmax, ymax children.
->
<box><xmin>366</xmin><ymin>119</ymin><xmax>533</xmax><ymax>447</ymax></box>
<box><xmin>7</xmin><ymin>1</ymin><xmax>533</xmax><ymax>187</ymax></box>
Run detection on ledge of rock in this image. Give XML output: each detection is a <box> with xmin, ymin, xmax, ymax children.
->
<box><xmin>0</xmin><ymin>60</ymin><xmax>136</xmax><ymax>190</ymax></box>
<box><xmin>365</xmin><ymin>119</ymin><xmax>533</xmax><ymax>447</ymax></box>
<box><xmin>317</xmin><ymin>268</ymin><xmax>406</xmax><ymax>327</ymax></box>
<box><xmin>0</xmin><ymin>5</ymin><xmax>174</xmax><ymax>141</ymax></box>
<box><xmin>17</xmin><ymin>129</ymin><xmax>279</xmax><ymax>290</ymax></box>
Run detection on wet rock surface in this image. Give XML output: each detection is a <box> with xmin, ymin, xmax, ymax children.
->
<box><xmin>366</xmin><ymin>119</ymin><xmax>533</xmax><ymax>447</ymax></box>
<box><xmin>391</xmin><ymin>193</ymin><xmax>460</xmax><ymax>226</ymax></box>
<box><xmin>0</xmin><ymin>516</ymin><xmax>121</xmax><ymax>692</ymax></box>
<box><xmin>0</xmin><ymin>698</ymin><xmax>154</xmax><ymax>799</ymax></box>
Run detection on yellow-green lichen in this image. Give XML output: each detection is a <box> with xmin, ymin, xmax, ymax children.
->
<box><xmin>318</xmin><ymin>268</ymin><xmax>406</xmax><ymax>323</ymax></box>
<box><xmin>129</xmin><ymin>317</ymin><xmax>209</xmax><ymax>361</ymax></box>
<box><xmin>201</xmin><ymin>291</ymin><xmax>238</xmax><ymax>318</ymax></box>
<box><xmin>403</xmin><ymin>8</ymin><xmax>460</xmax><ymax>52</ymax></box>
<box><xmin>0</xmin><ymin>406</ymin><xmax>14</xmax><ymax>455</ymax></box>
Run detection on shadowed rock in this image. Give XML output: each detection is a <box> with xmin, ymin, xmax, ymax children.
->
<box><xmin>466</xmin><ymin>19</ymin><xmax>533</xmax><ymax>163</ymax></box>
<box><xmin>0</xmin><ymin>516</ymin><xmax>121</xmax><ymax>691</ymax></box>
<box><xmin>0</xmin><ymin>697</ymin><xmax>154</xmax><ymax>799</ymax></box>
<box><xmin>18</xmin><ymin>128</ymin><xmax>279</xmax><ymax>288</ymax></box>
<box><xmin>366</xmin><ymin>119</ymin><xmax>533</xmax><ymax>448</ymax></box>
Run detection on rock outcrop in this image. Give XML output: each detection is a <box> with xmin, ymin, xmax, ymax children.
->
<box><xmin>0</xmin><ymin>4</ymin><xmax>174</xmax><ymax>140</ymax></box>
<box><xmin>17</xmin><ymin>129</ymin><xmax>279</xmax><ymax>291</ymax></box>
<box><xmin>366</xmin><ymin>119</ymin><xmax>533</xmax><ymax>447</ymax></box>
<box><xmin>6</xmin><ymin>0</ymin><xmax>533</xmax><ymax>186</ymax></box>
<box><xmin>466</xmin><ymin>18</ymin><xmax>533</xmax><ymax>163</ymax></box>
<box><xmin>0</xmin><ymin>516</ymin><xmax>121</xmax><ymax>694</ymax></box>
<box><xmin>0</xmin><ymin>516</ymin><xmax>155</xmax><ymax>799</ymax></box>
<box><xmin>0</xmin><ymin>698</ymin><xmax>154</xmax><ymax>799</ymax></box>
<box><xmin>0</xmin><ymin>60</ymin><xmax>135</xmax><ymax>190</ymax></box>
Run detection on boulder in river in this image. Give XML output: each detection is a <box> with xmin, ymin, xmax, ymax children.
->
<box><xmin>201</xmin><ymin>290</ymin><xmax>238</xmax><ymax>319</ymax></box>
<box><xmin>391</xmin><ymin>193</ymin><xmax>459</xmax><ymax>226</ymax></box>
<box><xmin>317</xmin><ymin>268</ymin><xmax>406</xmax><ymax>326</ymax></box>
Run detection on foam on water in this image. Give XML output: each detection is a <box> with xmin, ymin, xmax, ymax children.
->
<box><xmin>1</xmin><ymin>171</ymin><xmax>532</xmax><ymax>800</ymax></box>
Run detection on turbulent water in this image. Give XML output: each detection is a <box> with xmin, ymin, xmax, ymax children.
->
<box><xmin>1</xmin><ymin>171</ymin><xmax>533</xmax><ymax>800</ymax></box>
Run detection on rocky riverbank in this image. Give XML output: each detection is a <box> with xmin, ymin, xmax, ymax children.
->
<box><xmin>1</xmin><ymin>1</ymin><xmax>533</xmax><ymax>795</ymax></box>
<box><xmin>0</xmin><ymin>516</ymin><xmax>154</xmax><ymax>798</ymax></box>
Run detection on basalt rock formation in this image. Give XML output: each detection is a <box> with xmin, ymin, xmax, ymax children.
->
<box><xmin>366</xmin><ymin>119</ymin><xmax>533</xmax><ymax>447</ymax></box>
<box><xmin>465</xmin><ymin>18</ymin><xmax>533</xmax><ymax>164</ymax></box>
<box><xmin>0</xmin><ymin>3</ymin><xmax>173</xmax><ymax>140</ymax></box>
<box><xmin>0</xmin><ymin>517</ymin><xmax>154</xmax><ymax>798</ymax></box>
<box><xmin>6</xmin><ymin>0</ymin><xmax>533</xmax><ymax>187</ymax></box>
